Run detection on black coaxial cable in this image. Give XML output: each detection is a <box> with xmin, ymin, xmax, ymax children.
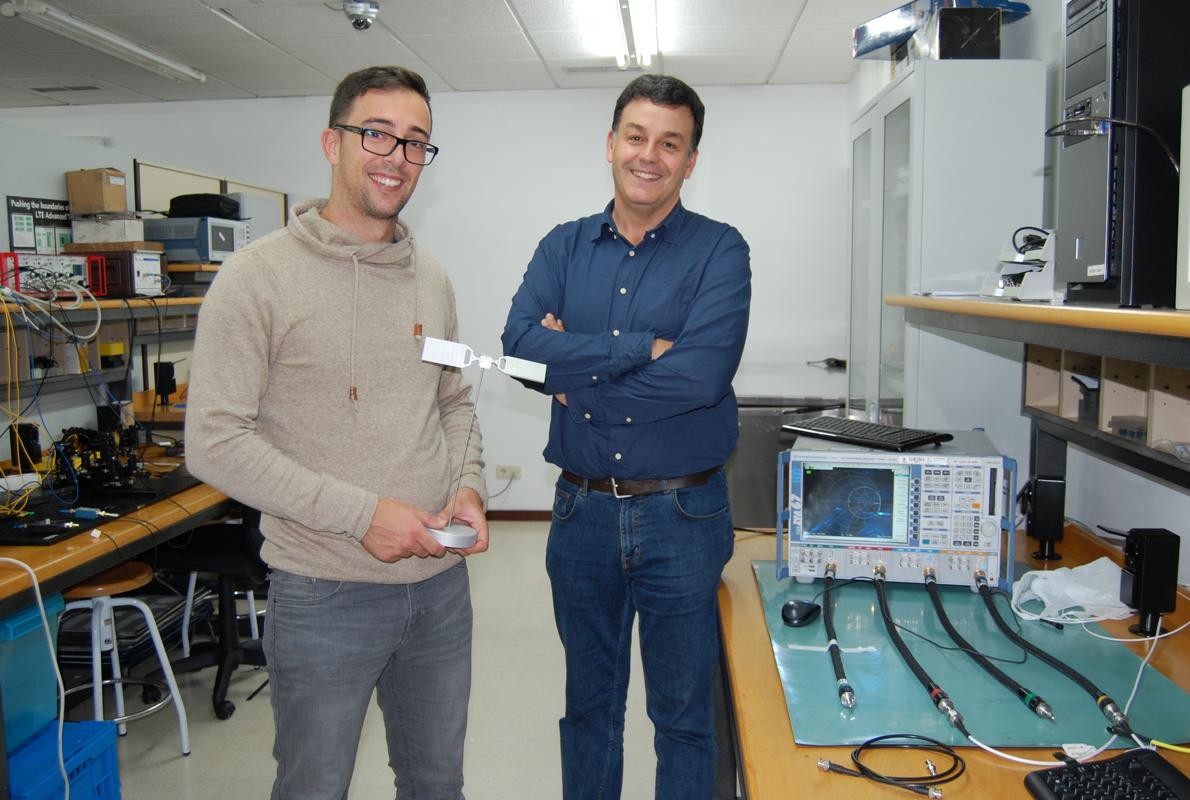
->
<box><xmin>873</xmin><ymin>566</ymin><xmax>966</xmax><ymax>734</ymax></box>
<box><xmin>975</xmin><ymin>570</ymin><xmax>1131</xmax><ymax>735</ymax></box>
<box><xmin>822</xmin><ymin>564</ymin><xmax>855</xmax><ymax>708</ymax></box>
<box><xmin>924</xmin><ymin>570</ymin><xmax>1054</xmax><ymax>721</ymax></box>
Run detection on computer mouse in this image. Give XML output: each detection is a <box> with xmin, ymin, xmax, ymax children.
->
<box><xmin>781</xmin><ymin>599</ymin><xmax>821</xmax><ymax>628</ymax></box>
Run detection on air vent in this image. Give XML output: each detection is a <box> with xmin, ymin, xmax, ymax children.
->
<box><xmin>564</xmin><ymin>65</ymin><xmax>644</xmax><ymax>74</ymax></box>
<box><xmin>30</xmin><ymin>85</ymin><xmax>102</xmax><ymax>93</ymax></box>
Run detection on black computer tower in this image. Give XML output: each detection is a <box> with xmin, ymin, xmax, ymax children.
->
<box><xmin>1055</xmin><ymin>0</ymin><xmax>1190</xmax><ymax>307</ymax></box>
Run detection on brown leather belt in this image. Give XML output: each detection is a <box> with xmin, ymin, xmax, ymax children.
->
<box><xmin>561</xmin><ymin>467</ymin><xmax>720</xmax><ymax>498</ymax></box>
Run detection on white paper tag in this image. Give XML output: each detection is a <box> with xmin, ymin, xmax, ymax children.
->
<box><xmin>1060</xmin><ymin>743</ymin><xmax>1097</xmax><ymax>760</ymax></box>
<box><xmin>421</xmin><ymin>337</ymin><xmax>472</xmax><ymax>369</ymax></box>
<box><xmin>499</xmin><ymin>355</ymin><xmax>547</xmax><ymax>382</ymax></box>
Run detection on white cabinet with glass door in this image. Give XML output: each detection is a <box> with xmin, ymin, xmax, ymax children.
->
<box><xmin>847</xmin><ymin>57</ymin><xmax>1045</xmax><ymax>426</ymax></box>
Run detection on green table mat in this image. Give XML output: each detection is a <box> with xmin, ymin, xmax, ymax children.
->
<box><xmin>753</xmin><ymin>560</ymin><xmax>1190</xmax><ymax>747</ymax></box>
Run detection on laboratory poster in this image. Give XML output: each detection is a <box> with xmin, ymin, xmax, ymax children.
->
<box><xmin>6</xmin><ymin>196</ymin><xmax>71</xmax><ymax>254</ymax></box>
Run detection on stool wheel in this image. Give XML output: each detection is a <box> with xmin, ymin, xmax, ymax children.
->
<box><xmin>214</xmin><ymin>700</ymin><xmax>236</xmax><ymax>720</ymax></box>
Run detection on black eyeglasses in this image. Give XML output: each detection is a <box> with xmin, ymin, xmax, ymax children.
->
<box><xmin>333</xmin><ymin>124</ymin><xmax>440</xmax><ymax>165</ymax></box>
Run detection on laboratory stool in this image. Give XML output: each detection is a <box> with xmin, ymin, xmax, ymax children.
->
<box><xmin>62</xmin><ymin>561</ymin><xmax>191</xmax><ymax>756</ymax></box>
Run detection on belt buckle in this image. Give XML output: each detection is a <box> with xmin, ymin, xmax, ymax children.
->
<box><xmin>610</xmin><ymin>477</ymin><xmax>632</xmax><ymax>499</ymax></box>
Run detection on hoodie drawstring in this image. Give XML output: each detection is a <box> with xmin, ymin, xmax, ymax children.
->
<box><xmin>349</xmin><ymin>252</ymin><xmax>360</xmax><ymax>407</ymax></box>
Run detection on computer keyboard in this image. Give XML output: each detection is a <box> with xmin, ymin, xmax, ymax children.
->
<box><xmin>1025</xmin><ymin>748</ymin><xmax>1190</xmax><ymax>800</ymax></box>
<box><xmin>780</xmin><ymin>415</ymin><xmax>954</xmax><ymax>452</ymax></box>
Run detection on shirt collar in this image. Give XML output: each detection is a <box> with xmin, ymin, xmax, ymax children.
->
<box><xmin>593</xmin><ymin>199</ymin><xmax>687</xmax><ymax>244</ymax></box>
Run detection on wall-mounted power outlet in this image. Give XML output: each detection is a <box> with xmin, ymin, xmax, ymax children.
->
<box><xmin>495</xmin><ymin>465</ymin><xmax>522</xmax><ymax>480</ymax></box>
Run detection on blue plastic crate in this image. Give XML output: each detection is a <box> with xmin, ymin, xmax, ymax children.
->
<box><xmin>9</xmin><ymin>720</ymin><xmax>120</xmax><ymax>800</ymax></box>
<box><xmin>0</xmin><ymin>592</ymin><xmax>65</xmax><ymax>752</ymax></box>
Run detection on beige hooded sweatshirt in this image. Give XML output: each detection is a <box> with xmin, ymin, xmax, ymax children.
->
<box><xmin>184</xmin><ymin>199</ymin><xmax>485</xmax><ymax>584</ymax></box>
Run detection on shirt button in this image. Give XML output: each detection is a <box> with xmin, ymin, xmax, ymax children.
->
<box><xmin>626</xmin><ymin>417</ymin><xmax>632</xmax><ymax>423</ymax></box>
<box><xmin>584</xmin><ymin>413</ymin><xmax>591</xmax><ymax>420</ymax></box>
<box><xmin>592</xmin><ymin>375</ymin><xmax>598</xmax><ymax>381</ymax></box>
<box><xmin>628</xmin><ymin>250</ymin><xmax>636</xmax><ymax>257</ymax></box>
<box><xmin>619</xmin><ymin>287</ymin><xmax>627</xmax><ymax>295</ymax></box>
<box><xmin>612</xmin><ymin>329</ymin><xmax>620</xmax><ymax>336</ymax></box>
<box><xmin>650</xmin><ymin>233</ymin><xmax>656</xmax><ymax>239</ymax></box>
<box><xmin>614</xmin><ymin>453</ymin><xmax>622</xmax><ymax>461</ymax></box>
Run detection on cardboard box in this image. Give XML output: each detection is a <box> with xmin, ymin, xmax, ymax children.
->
<box><xmin>65</xmin><ymin>168</ymin><xmax>127</xmax><ymax>215</ymax></box>
<box><xmin>71</xmin><ymin>217</ymin><xmax>143</xmax><ymax>243</ymax></box>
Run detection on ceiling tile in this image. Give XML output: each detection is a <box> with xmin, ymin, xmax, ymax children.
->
<box><xmin>800</xmin><ymin>0</ymin><xmax>901</xmax><ymax>26</ymax></box>
<box><xmin>361</xmin><ymin>0</ymin><xmax>523</xmax><ymax>36</ymax></box>
<box><xmin>430</xmin><ymin>59</ymin><xmax>555</xmax><ymax>91</ymax></box>
<box><xmin>787</xmin><ymin>23</ymin><xmax>856</xmax><ymax>55</ymax></box>
<box><xmin>0</xmin><ymin>85</ymin><xmax>66</xmax><ymax>107</ymax></box>
<box><xmin>549</xmin><ymin>63</ymin><xmax>650</xmax><ymax>90</ymax></box>
<box><xmin>770</xmin><ymin>53</ymin><xmax>860</xmax><ymax>84</ymax></box>
<box><xmin>163</xmin><ymin>41</ymin><xmax>308</xmax><ymax>71</ymax></box>
<box><xmin>509</xmin><ymin>0</ymin><xmax>586</xmax><ymax>30</ymax></box>
<box><xmin>215</xmin><ymin>4</ymin><xmax>356</xmax><ymax>39</ymax></box>
<box><xmin>0</xmin><ymin>46</ymin><xmax>95</xmax><ymax>80</ymax></box>
<box><xmin>220</xmin><ymin>64</ymin><xmax>336</xmax><ymax>92</ymax></box>
<box><xmin>657</xmin><ymin>0</ymin><xmax>807</xmax><ymax>29</ymax></box>
<box><xmin>527</xmin><ymin>30</ymin><xmax>592</xmax><ymax>60</ymax></box>
<box><xmin>3</xmin><ymin>76</ymin><xmax>151</xmax><ymax>103</ymax></box>
<box><xmin>274</xmin><ymin>34</ymin><xmax>418</xmax><ymax>65</ymax></box>
<box><xmin>0</xmin><ymin>17</ymin><xmax>94</xmax><ymax>51</ymax></box>
<box><xmin>660</xmin><ymin>53</ymin><xmax>776</xmax><ymax>86</ymax></box>
<box><xmin>402</xmin><ymin>32</ymin><xmax>535</xmax><ymax>62</ymax></box>
<box><xmin>663</xmin><ymin>26</ymin><xmax>791</xmax><ymax>55</ymax></box>
<box><xmin>45</xmin><ymin>0</ymin><xmax>196</xmax><ymax>14</ymax></box>
<box><xmin>83</xmin><ymin>10</ymin><xmax>256</xmax><ymax>46</ymax></box>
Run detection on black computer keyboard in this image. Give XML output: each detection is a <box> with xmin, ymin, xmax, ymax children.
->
<box><xmin>1025</xmin><ymin>749</ymin><xmax>1190</xmax><ymax>800</ymax></box>
<box><xmin>780</xmin><ymin>415</ymin><xmax>954</xmax><ymax>452</ymax></box>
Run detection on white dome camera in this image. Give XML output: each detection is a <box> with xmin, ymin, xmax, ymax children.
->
<box><xmin>343</xmin><ymin>1</ymin><xmax>379</xmax><ymax>31</ymax></box>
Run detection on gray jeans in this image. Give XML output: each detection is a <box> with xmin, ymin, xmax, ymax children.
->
<box><xmin>263</xmin><ymin>562</ymin><xmax>472</xmax><ymax>800</ymax></box>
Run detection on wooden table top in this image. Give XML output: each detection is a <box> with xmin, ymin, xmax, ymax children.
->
<box><xmin>718</xmin><ymin>524</ymin><xmax>1190</xmax><ymax>798</ymax></box>
<box><xmin>884</xmin><ymin>294</ymin><xmax>1190</xmax><ymax>339</ymax></box>
<box><xmin>0</xmin><ymin>481</ymin><xmax>230</xmax><ymax>611</ymax></box>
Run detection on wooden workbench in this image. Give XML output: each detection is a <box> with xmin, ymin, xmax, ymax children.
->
<box><xmin>718</xmin><ymin>523</ymin><xmax>1190</xmax><ymax>798</ymax></box>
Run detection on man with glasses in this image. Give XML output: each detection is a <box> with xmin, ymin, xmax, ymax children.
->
<box><xmin>186</xmin><ymin>65</ymin><xmax>486</xmax><ymax>800</ymax></box>
<box><xmin>502</xmin><ymin>74</ymin><xmax>751</xmax><ymax>800</ymax></box>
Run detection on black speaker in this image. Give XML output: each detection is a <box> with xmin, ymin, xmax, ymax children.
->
<box><xmin>8</xmin><ymin>423</ymin><xmax>40</xmax><ymax>472</ymax></box>
<box><xmin>1026</xmin><ymin>475</ymin><xmax>1066</xmax><ymax>560</ymax></box>
<box><xmin>154</xmin><ymin>361</ymin><xmax>177</xmax><ymax>407</ymax></box>
<box><xmin>1120</xmin><ymin>528</ymin><xmax>1180</xmax><ymax>636</ymax></box>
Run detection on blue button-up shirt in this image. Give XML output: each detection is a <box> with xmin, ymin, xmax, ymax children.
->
<box><xmin>502</xmin><ymin>200</ymin><xmax>751</xmax><ymax>479</ymax></box>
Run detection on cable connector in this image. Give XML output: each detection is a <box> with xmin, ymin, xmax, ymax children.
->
<box><xmin>816</xmin><ymin>758</ymin><xmax>832</xmax><ymax>772</ymax></box>
<box><xmin>1099</xmin><ymin>699</ymin><xmax>1132</xmax><ymax>736</ymax></box>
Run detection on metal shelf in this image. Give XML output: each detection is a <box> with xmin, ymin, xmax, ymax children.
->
<box><xmin>11</xmin><ymin>367</ymin><xmax>129</xmax><ymax>397</ymax></box>
<box><xmin>133</xmin><ymin>329</ymin><xmax>196</xmax><ymax>346</ymax></box>
<box><xmin>1025</xmin><ymin>407</ymin><xmax>1190</xmax><ymax>490</ymax></box>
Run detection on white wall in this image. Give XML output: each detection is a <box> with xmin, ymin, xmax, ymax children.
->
<box><xmin>0</xmin><ymin>83</ymin><xmax>851</xmax><ymax>509</ymax></box>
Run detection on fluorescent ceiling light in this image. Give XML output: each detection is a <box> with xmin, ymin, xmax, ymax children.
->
<box><xmin>578</xmin><ymin>0</ymin><xmax>656</xmax><ymax>70</ymax></box>
<box><xmin>0</xmin><ymin>0</ymin><xmax>207</xmax><ymax>83</ymax></box>
<box><xmin>615</xmin><ymin>0</ymin><xmax>655</xmax><ymax>70</ymax></box>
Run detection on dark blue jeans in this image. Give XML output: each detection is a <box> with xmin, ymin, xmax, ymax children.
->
<box><xmin>546</xmin><ymin>470</ymin><xmax>735</xmax><ymax>800</ymax></box>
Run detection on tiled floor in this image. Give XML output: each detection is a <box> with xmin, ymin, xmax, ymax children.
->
<box><xmin>113</xmin><ymin>521</ymin><xmax>656</xmax><ymax>799</ymax></box>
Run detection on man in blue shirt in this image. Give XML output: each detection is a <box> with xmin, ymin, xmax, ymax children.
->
<box><xmin>502</xmin><ymin>74</ymin><xmax>750</xmax><ymax>800</ymax></box>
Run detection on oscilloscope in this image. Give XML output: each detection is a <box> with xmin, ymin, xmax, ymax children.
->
<box><xmin>776</xmin><ymin>431</ymin><xmax>1017</xmax><ymax>590</ymax></box>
